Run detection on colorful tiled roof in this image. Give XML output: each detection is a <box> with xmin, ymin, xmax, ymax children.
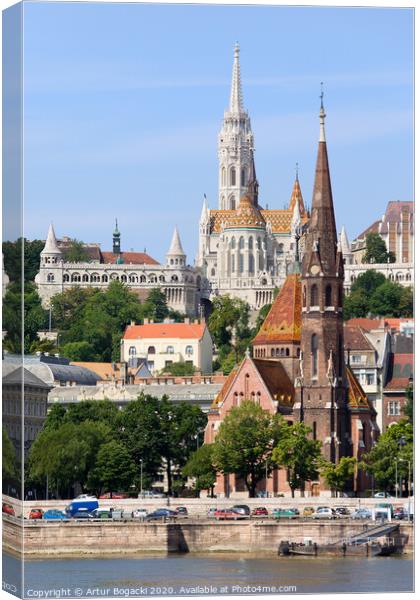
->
<box><xmin>209</xmin><ymin>207</ymin><xmax>309</xmax><ymax>234</ymax></box>
<box><xmin>253</xmin><ymin>359</ymin><xmax>294</xmax><ymax>405</ymax></box>
<box><xmin>253</xmin><ymin>274</ymin><xmax>302</xmax><ymax>345</ymax></box>
<box><xmin>101</xmin><ymin>252</ymin><xmax>159</xmax><ymax>265</ymax></box>
<box><xmin>123</xmin><ymin>322</ymin><xmax>206</xmax><ymax>340</ymax></box>
<box><xmin>211</xmin><ymin>366</ymin><xmax>239</xmax><ymax>408</ymax></box>
<box><xmin>346</xmin><ymin>366</ymin><xmax>371</xmax><ymax>410</ymax></box>
<box><xmin>288</xmin><ymin>177</ymin><xmax>306</xmax><ymax>215</ymax></box>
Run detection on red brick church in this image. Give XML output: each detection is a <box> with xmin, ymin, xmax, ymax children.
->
<box><xmin>204</xmin><ymin>98</ymin><xmax>379</xmax><ymax>497</ymax></box>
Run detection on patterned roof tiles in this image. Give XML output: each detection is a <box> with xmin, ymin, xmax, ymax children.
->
<box><xmin>209</xmin><ymin>207</ymin><xmax>308</xmax><ymax>234</ymax></box>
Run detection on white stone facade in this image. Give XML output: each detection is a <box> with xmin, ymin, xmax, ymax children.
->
<box><xmin>35</xmin><ymin>224</ymin><xmax>202</xmax><ymax>316</ymax></box>
<box><xmin>343</xmin><ymin>261</ymin><xmax>413</xmax><ymax>293</ymax></box>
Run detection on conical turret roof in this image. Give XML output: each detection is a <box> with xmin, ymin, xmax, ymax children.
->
<box><xmin>167</xmin><ymin>227</ymin><xmax>185</xmax><ymax>256</ymax></box>
<box><xmin>229</xmin><ymin>43</ymin><xmax>244</xmax><ymax>113</ymax></box>
<box><xmin>226</xmin><ymin>194</ymin><xmax>265</xmax><ymax>230</ymax></box>
<box><xmin>340</xmin><ymin>226</ymin><xmax>351</xmax><ymax>255</ymax></box>
<box><xmin>41</xmin><ymin>224</ymin><xmax>61</xmax><ymax>255</ymax></box>
<box><xmin>288</xmin><ymin>174</ymin><xmax>305</xmax><ymax>216</ymax></box>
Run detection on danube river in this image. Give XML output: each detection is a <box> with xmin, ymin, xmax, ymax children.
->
<box><xmin>3</xmin><ymin>553</ymin><xmax>414</xmax><ymax>597</ymax></box>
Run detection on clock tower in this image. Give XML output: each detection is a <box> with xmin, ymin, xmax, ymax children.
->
<box><xmin>299</xmin><ymin>91</ymin><xmax>349</xmax><ymax>463</ymax></box>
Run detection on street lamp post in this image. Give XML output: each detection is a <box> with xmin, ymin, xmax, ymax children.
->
<box><xmin>140</xmin><ymin>459</ymin><xmax>143</xmax><ymax>497</ymax></box>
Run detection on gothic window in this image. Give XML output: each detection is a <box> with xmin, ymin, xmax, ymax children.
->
<box><xmin>47</xmin><ymin>273</ymin><xmax>54</xmax><ymax>282</ymax></box>
<box><xmin>81</xmin><ymin>274</ymin><xmax>88</xmax><ymax>282</ymax></box>
<box><xmin>310</xmin><ymin>284</ymin><xmax>319</xmax><ymax>307</ymax></box>
<box><xmin>140</xmin><ymin>275</ymin><xmax>146</xmax><ymax>283</ymax></box>
<box><xmin>196</xmin><ymin>275</ymin><xmax>201</xmax><ymax>290</ymax></box>
<box><xmin>230</xmin><ymin>197</ymin><xmax>235</xmax><ymax>210</ymax></box>
<box><xmin>239</xmin><ymin>236</ymin><xmax>245</xmax><ymax>249</ymax></box>
<box><xmin>231</xmin><ymin>238</ymin><xmax>236</xmax><ymax>249</ymax></box>
<box><xmin>100</xmin><ymin>274</ymin><xmax>108</xmax><ymax>283</ymax></box>
<box><xmin>149</xmin><ymin>274</ymin><xmax>157</xmax><ymax>283</ymax></box>
<box><xmin>278</xmin><ymin>243</ymin><xmax>284</xmax><ymax>254</ymax></box>
<box><xmin>71</xmin><ymin>273</ymin><xmax>81</xmax><ymax>282</ymax></box>
<box><xmin>170</xmin><ymin>259</ymin><xmax>174</xmax><ymax>265</ymax></box>
<box><xmin>239</xmin><ymin>254</ymin><xmax>244</xmax><ymax>273</ymax></box>
<box><xmin>210</xmin><ymin>268</ymin><xmax>216</xmax><ymax>277</ymax></box>
<box><xmin>121</xmin><ymin>275</ymin><xmax>127</xmax><ymax>282</ymax></box>
<box><xmin>147</xmin><ymin>346</ymin><xmax>156</xmax><ymax>355</ymax></box>
<box><xmin>249</xmin><ymin>254</ymin><xmax>255</xmax><ymax>273</ymax></box>
<box><xmin>312</xmin><ymin>421</ymin><xmax>317</xmax><ymax>440</ymax></box>
<box><xmin>297</xmin><ymin>347</ymin><xmax>300</xmax><ymax>358</ymax></box>
<box><xmin>303</xmin><ymin>286</ymin><xmax>307</xmax><ymax>307</ymax></box>
<box><xmin>248</xmin><ymin>237</ymin><xmax>253</xmax><ymax>249</ymax></box>
<box><xmin>171</xmin><ymin>275</ymin><xmax>179</xmax><ymax>282</ymax></box>
<box><xmin>325</xmin><ymin>284</ymin><xmax>332</xmax><ymax>307</ymax></box>
<box><xmin>129</xmin><ymin>274</ymin><xmax>138</xmax><ymax>283</ymax></box>
<box><xmin>231</xmin><ymin>255</ymin><xmax>235</xmax><ymax>272</ymax></box>
<box><xmin>286</xmin><ymin>348</ymin><xmax>290</xmax><ymax>357</ymax></box>
<box><xmin>257</xmin><ymin>238</ymin><xmax>262</xmax><ymax>250</ymax></box>
<box><xmin>63</xmin><ymin>274</ymin><xmax>70</xmax><ymax>283</ymax></box>
<box><xmin>311</xmin><ymin>334</ymin><xmax>318</xmax><ymax>378</ymax></box>
<box><xmin>241</xmin><ymin>168</ymin><xmax>246</xmax><ymax>187</ymax></box>
<box><xmin>230</xmin><ymin>168</ymin><xmax>236</xmax><ymax>186</ymax></box>
<box><xmin>221</xmin><ymin>167</ymin><xmax>226</xmax><ymax>186</ymax></box>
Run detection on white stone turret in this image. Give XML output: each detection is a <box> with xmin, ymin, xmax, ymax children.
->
<box><xmin>40</xmin><ymin>223</ymin><xmax>62</xmax><ymax>266</ymax></box>
<box><xmin>218</xmin><ymin>44</ymin><xmax>254</xmax><ymax>210</ymax></box>
<box><xmin>340</xmin><ymin>226</ymin><xmax>353</xmax><ymax>265</ymax></box>
<box><xmin>197</xmin><ymin>196</ymin><xmax>210</xmax><ymax>268</ymax></box>
<box><xmin>166</xmin><ymin>227</ymin><xmax>186</xmax><ymax>267</ymax></box>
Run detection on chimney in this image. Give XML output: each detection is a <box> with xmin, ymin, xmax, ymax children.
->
<box><xmin>143</xmin><ymin>318</ymin><xmax>149</xmax><ymax>324</ymax></box>
<box><xmin>184</xmin><ymin>317</ymin><xmax>190</xmax><ymax>324</ymax></box>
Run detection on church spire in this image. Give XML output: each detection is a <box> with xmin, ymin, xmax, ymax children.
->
<box><xmin>319</xmin><ymin>82</ymin><xmax>326</xmax><ymax>142</ymax></box>
<box><xmin>41</xmin><ymin>223</ymin><xmax>61</xmax><ymax>256</ymax></box>
<box><xmin>288</xmin><ymin>167</ymin><xmax>305</xmax><ymax>216</ymax></box>
<box><xmin>113</xmin><ymin>218</ymin><xmax>121</xmax><ymax>255</ymax></box>
<box><xmin>247</xmin><ymin>148</ymin><xmax>259</xmax><ymax>206</ymax></box>
<box><xmin>229</xmin><ymin>43</ymin><xmax>244</xmax><ymax>113</ymax></box>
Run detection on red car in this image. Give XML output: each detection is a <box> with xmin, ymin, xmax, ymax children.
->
<box><xmin>99</xmin><ymin>492</ymin><xmax>128</xmax><ymax>499</ymax></box>
<box><xmin>29</xmin><ymin>508</ymin><xmax>44</xmax><ymax>520</ymax></box>
<box><xmin>252</xmin><ymin>506</ymin><xmax>268</xmax><ymax>517</ymax></box>
<box><xmin>2</xmin><ymin>502</ymin><xmax>15</xmax><ymax>517</ymax></box>
<box><xmin>214</xmin><ymin>509</ymin><xmax>244</xmax><ymax>521</ymax></box>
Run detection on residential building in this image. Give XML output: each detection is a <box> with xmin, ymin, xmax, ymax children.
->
<box><xmin>121</xmin><ymin>320</ymin><xmax>213</xmax><ymax>374</ymax></box>
<box><xmin>383</xmin><ymin>335</ymin><xmax>413</xmax><ymax>430</ymax></box>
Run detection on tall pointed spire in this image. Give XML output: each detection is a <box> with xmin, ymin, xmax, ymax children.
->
<box><xmin>319</xmin><ymin>82</ymin><xmax>326</xmax><ymax>142</ymax></box>
<box><xmin>168</xmin><ymin>226</ymin><xmax>185</xmax><ymax>256</ymax></box>
<box><xmin>288</xmin><ymin>169</ymin><xmax>305</xmax><ymax>215</ymax></box>
<box><xmin>229</xmin><ymin>42</ymin><xmax>244</xmax><ymax>113</ymax></box>
<box><xmin>41</xmin><ymin>223</ymin><xmax>61</xmax><ymax>255</ymax></box>
<box><xmin>247</xmin><ymin>148</ymin><xmax>259</xmax><ymax>206</ymax></box>
<box><xmin>340</xmin><ymin>226</ymin><xmax>351</xmax><ymax>255</ymax></box>
<box><xmin>200</xmin><ymin>195</ymin><xmax>209</xmax><ymax>223</ymax></box>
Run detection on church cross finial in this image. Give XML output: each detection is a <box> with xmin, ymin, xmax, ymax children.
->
<box><xmin>319</xmin><ymin>82</ymin><xmax>326</xmax><ymax>142</ymax></box>
<box><xmin>230</xmin><ymin>42</ymin><xmax>244</xmax><ymax>113</ymax></box>
<box><xmin>295</xmin><ymin>162</ymin><xmax>299</xmax><ymax>180</ymax></box>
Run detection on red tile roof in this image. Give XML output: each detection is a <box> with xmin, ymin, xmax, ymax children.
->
<box><xmin>253</xmin><ymin>274</ymin><xmax>302</xmax><ymax>345</ymax></box>
<box><xmin>343</xmin><ymin>325</ymin><xmax>375</xmax><ymax>351</ymax></box>
<box><xmin>345</xmin><ymin>318</ymin><xmax>384</xmax><ymax>331</ymax></box>
<box><xmin>384</xmin><ymin>353</ymin><xmax>414</xmax><ymax>391</ymax></box>
<box><xmin>123</xmin><ymin>322</ymin><xmax>206</xmax><ymax>340</ymax></box>
<box><xmin>101</xmin><ymin>252</ymin><xmax>159</xmax><ymax>265</ymax></box>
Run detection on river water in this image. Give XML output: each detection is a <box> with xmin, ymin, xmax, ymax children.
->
<box><xmin>3</xmin><ymin>553</ymin><xmax>414</xmax><ymax>597</ymax></box>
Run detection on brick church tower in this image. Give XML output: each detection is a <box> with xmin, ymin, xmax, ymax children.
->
<box><xmin>299</xmin><ymin>92</ymin><xmax>350</xmax><ymax>464</ymax></box>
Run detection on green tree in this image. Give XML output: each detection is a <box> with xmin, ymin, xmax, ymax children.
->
<box><xmin>2</xmin><ymin>428</ymin><xmax>18</xmax><ymax>483</ymax></box>
<box><xmin>161</xmin><ymin>362</ymin><xmax>196</xmax><ymax>376</ymax></box>
<box><xmin>182</xmin><ymin>444</ymin><xmax>217</xmax><ymax>496</ymax></box>
<box><xmin>398</xmin><ymin>286</ymin><xmax>414</xmax><ymax>318</ymax></box>
<box><xmin>209</xmin><ymin>296</ymin><xmax>252</xmax><ymax>365</ymax></box>
<box><xmin>320</xmin><ymin>457</ymin><xmax>357</xmax><ymax>497</ymax></box>
<box><xmin>29</xmin><ymin>338</ymin><xmax>58</xmax><ymax>355</ymax></box>
<box><xmin>361</xmin><ymin>421</ymin><xmax>413</xmax><ymax>494</ymax></box>
<box><xmin>87</xmin><ymin>440</ymin><xmax>136</xmax><ymax>497</ymax></box>
<box><xmin>60</xmin><ymin>341</ymin><xmax>96</xmax><ymax>361</ymax></box>
<box><xmin>362</xmin><ymin>232</ymin><xmax>395</xmax><ymax>264</ymax></box>
<box><xmin>253</xmin><ymin>303</ymin><xmax>272</xmax><ymax>335</ymax></box>
<box><xmin>273</xmin><ymin>422</ymin><xmax>322</xmax><ymax>497</ymax></box>
<box><xmin>3</xmin><ymin>238</ymin><xmax>45</xmax><ymax>283</ymax></box>
<box><xmin>141</xmin><ymin>288</ymin><xmax>169</xmax><ymax>322</ymax></box>
<box><xmin>3</xmin><ymin>282</ymin><xmax>48</xmax><ymax>353</ymax></box>
<box><xmin>369</xmin><ymin>281</ymin><xmax>404</xmax><ymax>317</ymax></box>
<box><xmin>403</xmin><ymin>383</ymin><xmax>413</xmax><ymax>424</ymax></box>
<box><xmin>343</xmin><ymin>289</ymin><xmax>370</xmax><ymax>320</ymax></box>
<box><xmin>212</xmin><ymin>400</ymin><xmax>282</xmax><ymax>497</ymax></box>
<box><xmin>65</xmin><ymin>239</ymin><xmax>90</xmax><ymax>263</ymax></box>
<box><xmin>351</xmin><ymin>270</ymin><xmax>387</xmax><ymax>296</ymax></box>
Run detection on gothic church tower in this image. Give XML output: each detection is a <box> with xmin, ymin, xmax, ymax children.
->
<box><xmin>300</xmin><ymin>94</ymin><xmax>349</xmax><ymax>463</ymax></box>
<box><xmin>218</xmin><ymin>44</ymin><xmax>254</xmax><ymax>210</ymax></box>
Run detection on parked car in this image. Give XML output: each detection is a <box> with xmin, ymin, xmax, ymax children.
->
<box><xmin>99</xmin><ymin>492</ymin><xmax>128</xmax><ymax>499</ymax></box>
<box><xmin>232</xmin><ymin>505</ymin><xmax>251</xmax><ymax>516</ymax></box>
<box><xmin>138</xmin><ymin>490</ymin><xmax>165</xmax><ymax>499</ymax></box>
<box><xmin>65</xmin><ymin>498</ymin><xmax>99</xmax><ymax>517</ymax></box>
<box><xmin>90</xmin><ymin>508</ymin><xmax>112</xmax><ymax>519</ymax></box>
<box><xmin>350</xmin><ymin>508</ymin><xmax>372</xmax><ymax>520</ymax></box>
<box><xmin>2</xmin><ymin>502</ymin><xmax>15</xmax><ymax>517</ymax></box>
<box><xmin>74</xmin><ymin>494</ymin><xmax>98</xmax><ymax>500</ymax></box>
<box><xmin>303</xmin><ymin>507</ymin><xmax>315</xmax><ymax>518</ymax></box>
<box><xmin>146</xmin><ymin>509</ymin><xmax>178</xmax><ymax>521</ymax></box>
<box><xmin>393</xmin><ymin>507</ymin><xmax>408</xmax><ymax>521</ymax></box>
<box><xmin>207</xmin><ymin>507</ymin><xmax>217</xmax><ymax>518</ymax></box>
<box><xmin>43</xmin><ymin>509</ymin><xmax>67</xmax><ymax>520</ymax></box>
<box><xmin>175</xmin><ymin>506</ymin><xmax>188</xmax><ymax>518</ymax></box>
<box><xmin>28</xmin><ymin>508</ymin><xmax>44</xmax><ymax>520</ymax></box>
<box><xmin>72</xmin><ymin>509</ymin><xmax>93</xmax><ymax>519</ymax></box>
<box><xmin>334</xmin><ymin>507</ymin><xmax>350</xmax><ymax>518</ymax></box>
<box><xmin>251</xmin><ymin>507</ymin><xmax>268</xmax><ymax>517</ymax></box>
<box><xmin>312</xmin><ymin>507</ymin><xmax>336</xmax><ymax>520</ymax></box>
<box><xmin>374</xmin><ymin>492</ymin><xmax>393</xmax><ymax>498</ymax></box>
<box><xmin>132</xmin><ymin>508</ymin><xmax>148</xmax><ymax>519</ymax></box>
<box><xmin>273</xmin><ymin>508</ymin><xmax>298</xmax><ymax>519</ymax></box>
<box><xmin>214</xmin><ymin>509</ymin><xmax>245</xmax><ymax>521</ymax></box>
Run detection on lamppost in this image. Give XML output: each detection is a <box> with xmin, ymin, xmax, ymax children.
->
<box><xmin>140</xmin><ymin>459</ymin><xmax>143</xmax><ymax>497</ymax></box>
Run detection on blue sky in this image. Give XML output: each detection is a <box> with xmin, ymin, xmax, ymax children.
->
<box><xmin>21</xmin><ymin>2</ymin><xmax>413</xmax><ymax>263</ymax></box>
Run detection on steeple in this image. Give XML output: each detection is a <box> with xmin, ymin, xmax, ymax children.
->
<box><xmin>40</xmin><ymin>223</ymin><xmax>62</xmax><ymax>267</ymax></box>
<box><xmin>339</xmin><ymin>226</ymin><xmax>351</xmax><ymax>255</ymax></box>
<box><xmin>247</xmin><ymin>148</ymin><xmax>259</xmax><ymax>206</ymax></box>
<box><xmin>288</xmin><ymin>166</ymin><xmax>305</xmax><ymax>216</ymax></box>
<box><xmin>113</xmin><ymin>218</ymin><xmax>121</xmax><ymax>255</ymax></box>
<box><xmin>200</xmin><ymin>195</ymin><xmax>209</xmax><ymax>224</ymax></box>
<box><xmin>229</xmin><ymin>43</ymin><xmax>244</xmax><ymax>114</ymax></box>
<box><xmin>319</xmin><ymin>82</ymin><xmax>326</xmax><ymax>142</ymax></box>
<box><xmin>167</xmin><ymin>227</ymin><xmax>186</xmax><ymax>267</ymax></box>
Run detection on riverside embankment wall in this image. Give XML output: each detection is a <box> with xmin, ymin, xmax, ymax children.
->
<box><xmin>3</xmin><ymin>517</ymin><xmax>413</xmax><ymax>558</ymax></box>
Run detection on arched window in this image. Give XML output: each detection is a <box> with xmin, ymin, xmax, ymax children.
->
<box><xmin>303</xmin><ymin>286</ymin><xmax>307</xmax><ymax>307</ymax></box>
<box><xmin>231</xmin><ymin>255</ymin><xmax>235</xmax><ymax>272</ymax></box>
<box><xmin>140</xmin><ymin>275</ymin><xmax>146</xmax><ymax>283</ymax></box>
<box><xmin>286</xmin><ymin>348</ymin><xmax>290</xmax><ymax>357</ymax></box>
<box><xmin>230</xmin><ymin>196</ymin><xmax>235</xmax><ymax>210</ymax></box>
<box><xmin>47</xmin><ymin>273</ymin><xmax>55</xmax><ymax>282</ymax></box>
<box><xmin>121</xmin><ymin>274</ymin><xmax>127</xmax><ymax>282</ymax></box>
<box><xmin>248</xmin><ymin>237</ymin><xmax>253</xmax><ymax>249</ymax></box>
<box><xmin>311</xmin><ymin>334</ymin><xmax>318</xmax><ymax>377</ymax></box>
<box><xmin>147</xmin><ymin>346</ymin><xmax>156</xmax><ymax>355</ymax></box>
<box><xmin>63</xmin><ymin>274</ymin><xmax>70</xmax><ymax>283</ymax></box>
<box><xmin>159</xmin><ymin>275</ymin><xmax>165</xmax><ymax>282</ymax></box>
<box><xmin>171</xmin><ymin>275</ymin><xmax>179</xmax><ymax>282</ymax></box>
<box><xmin>129</xmin><ymin>346</ymin><xmax>136</xmax><ymax>356</ymax></box>
<box><xmin>221</xmin><ymin>167</ymin><xmax>226</xmax><ymax>186</ymax></box>
<box><xmin>278</xmin><ymin>243</ymin><xmax>284</xmax><ymax>254</ymax></box>
<box><xmin>271</xmin><ymin>348</ymin><xmax>275</xmax><ymax>357</ymax></box>
<box><xmin>249</xmin><ymin>254</ymin><xmax>255</xmax><ymax>273</ymax></box>
<box><xmin>239</xmin><ymin>237</ymin><xmax>245</xmax><ymax>249</ymax></box>
<box><xmin>231</xmin><ymin>238</ymin><xmax>236</xmax><ymax>249</ymax></box>
<box><xmin>230</xmin><ymin>168</ymin><xmax>236</xmax><ymax>186</ymax></box>
<box><xmin>310</xmin><ymin>284</ymin><xmax>318</xmax><ymax>306</ymax></box>
<box><xmin>239</xmin><ymin>255</ymin><xmax>244</xmax><ymax>273</ymax></box>
<box><xmin>210</xmin><ymin>268</ymin><xmax>216</xmax><ymax>277</ymax></box>
<box><xmin>167</xmin><ymin>346</ymin><xmax>174</xmax><ymax>354</ymax></box>
<box><xmin>241</xmin><ymin>168</ymin><xmax>246</xmax><ymax>187</ymax></box>
<box><xmin>185</xmin><ymin>345</ymin><xmax>193</xmax><ymax>356</ymax></box>
<box><xmin>102</xmin><ymin>274</ymin><xmax>108</xmax><ymax>283</ymax></box>
<box><xmin>325</xmin><ymin>284</ymin><xmax>332</xmax><ymax>307</ymax></box>
<box><xmin>312</xmin><ymin>421</ymin><xmax>317</xmax><ymax>440</ymax></box>
<box><xmin>71</xmin><ymin>273</ymin><xmax>81</xmax><ymax>282</ymax></box>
